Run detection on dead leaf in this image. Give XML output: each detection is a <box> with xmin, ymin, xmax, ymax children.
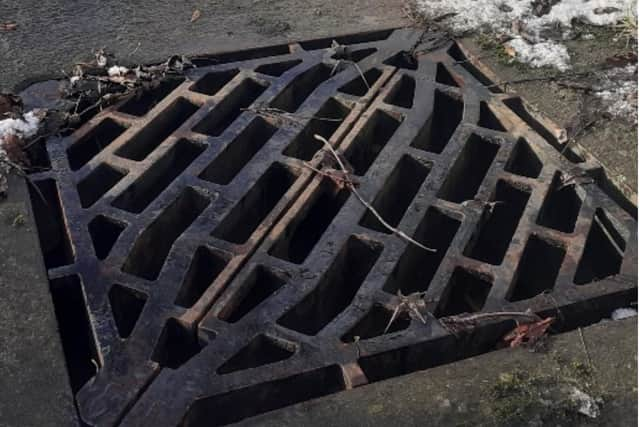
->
<box><xmin>2</xmin><ymin>134</ymin><xmax>29</xmax><ymax>166</ymax></box>
<box><xmin>0</xmin><ymin>22</ymin><xmax>17</xmax><ymax>31</ymax></box>
<box><xmin>503</xmin><ymin>317</ymin><xmax>554</xmax><ymax>348</ymax></box>
<box><xmin>0</xmin><ymin>94</ymin><xmax>23</xmax><ymax>117</ymax></box>
<box><xmin>191</xmin><ymin>9</ymin><xmax>202</xmax><ymax>22</ymax></box>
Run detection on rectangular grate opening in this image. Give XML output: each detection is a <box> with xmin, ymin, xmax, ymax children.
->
<box><xmin>436</xmin><ymin>268</ymin><xmax>493</xmax><ymax>317</ymax></box>
<box><xmin>359</xmin><ymin>155</ymin><xmax>430</xmax><ymax>234</ymax></box>
<box><xmin>190</xmin><ymin>69</ymin><xmax>239</xmax><ymax>96</ymax></box>
<box><xmin>200</xmin><ymin>118</ymin><xmax>277</xmax><ymax>185</ymax></box>
<box><xmin>113</xmin><ymin>139</ymin><xmax>204</xmax><ymax>213</ymax></box>
<box><xmin>151</xmin><ymin>318</ymin><xmax>204</xmax><ymax>369</ymax></box>
<box><xmin>220</xmin><ymin>266</ymin><xmax>287</xmax><ymax>323</ymax></box>
<box><xmin>217</xmin><ymin>335</ymin><xmax>295</xmax><ymax>375</ymax></box>
<box><xmin>447</xmin><ymin>43</ymin><xmax>502</xmax><ymax>93</ymax></box>
<box><xmin>181</xmin><ymin>365</ymin><xmax>345</xmax><ymax>426</ymax></box>
<box><xmin>339</xmin><ymin>68</ymin><xmax>383</xmax><ymax>96</ymax></box>
<box><xmin>255</xmin><ymin>60</ymin><xmax>302</xmax><ymax>77</ymax></box>
<box><xmin>282</xmin><ymin>98</ymin><xmax>351</xmax><ymax>161</ymax></box>
<box><xmin>299</xmin><ymin>29</ymin><xmax>393</xmax><ymax>50</ymax></box>
<box><xmin>49</xmin><ymin>275</ymin><xmax>99</xmax><ymax>392</ymax></box>
<box><xmin>88</xmin><ymin>215</ymin><xmax>125</xmax><ymax>260</ymax></box>
<box><xmin>109</xmin><ymin>284</ymin><xmax>147</xmax><ymax>339</ymax></box>
<box><xmin>384</xmin><ymin>208</ymin><xmax>460</xmax><ymax>294</ymax></box>
<box><xmin>508</xmin><ymin>235</ymin><xmax>565</xmax><ymax>301</ymax></box>
<box><xmin>478</xmin><ymin>102</ymin><xmax>506</xmax><ymax>131</ymax></box>
<box><xmin>175</xmin><ymin>247</ymin><xmax>231</xmax><ymax>308</ymax></box>
<box><xmin>212</xmin><ymin>163</ymin><xmax>297</xmax><ymax>245</ymax></box>
<box><xmin>67</xmin><ymin>118</ymin><xmax>126</xmax><ymax>171</ymax></box>
<box><xmin>537</xmin><ymin>172</ymin><xmax>582</xmax><ymax>233</ymax></box>
<box><xmin>463</xmin><ymin>180</ymin><xmax>530</xmax><ymax>265</ymax></box>
<box><xmin>278</xmin><ymin>236</ymin><xmax>383</xmax><ymax>335</ymax></box>
<box><xmin>384</xmin><ymin>75</ymin><xmax>415</xmax><ymax>108</ymax></box>
<box><xmin>341</xmin><ymin>304</ymin><xmax>410</xmax><ymax>342</ymax></box>
<box><xmin>29</xmin><ymin>179</ymin><xmax>74</xmax><ymax>268</ymax></box>
<box><xmin>122</xmin><ymin>187</ymin><xmax>210</xmax><ymax>280</ymax></box>
<box><xmin>270</xmin><ymin>63</ymin><xmax>334</xmax><ymax>113</ymax></box>
<box><xmin>193</xmin><ymin>79</ymin><xmax>267</xmax><ymax>136</ymax></box>
<box><xmin>410</xmin><ymin>90</ymin><xmax>463</xmax><ymax>154</ymax></box>
<box><xmin>435</xmin><ymin>63</ymin><xmax>459</xmax><ymax>87</ymax></box>
<box><xmin>437</xmin><ymin>134</ymin><xmax>499</xmax><ymax>203</ymax></box>
<box><xmin>77</xmin><ymin>163</ymin><xmax>126</xmax><ymax>208</ymax></box>
<box><xmin>344</xmin><ymin>110</ymin><xmax>401</xmax><ymax>176</ymax></box>
<box><xmin>119</xmin><ymin>77</ymin><xmax>186</xmax><ymax>116</ymax></box>
<box><xmin>190</xmin><ymin>44</ymin><xmax>291</xmax><ymax>67</ymax></box>
<box><xmin>116</xmin><ymin>98</ymin><xmax>199</xmax><ymax>161</ymax></box>
<box><xmin>505</xmin><ymin>138</ymin><xmax>542</xmax><ymax>178</ymax></box>
<box><xmin>574</xmin><ymin>209</ymin><xmax>626</xmax><ymax>285</ymax></box>
<box><xmin>268</xmin><ymin>180</ymin><xmax>350</xmax><ymax>264</ymax></box>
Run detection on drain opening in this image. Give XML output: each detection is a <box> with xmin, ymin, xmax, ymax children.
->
<box><xmin>268</xmin><ymin>179</ymin><xmax>350</xmax><ymax>264</ymax></box>
<box><xmin>152</xmin><ymin>318</ymin><xmax>204</xmax><ymax>369</ymax></box>
<box><xmin>116</xmin><ymin>98</ymin><xmax>199</xmax><ymax>161</ymax></box>
<box><xmin>28</xmin><ymin>179</ymin><xmax>74</xmax><ymax>268</ymax></box>
<box><xmin>332</xmin><ymin>48</ymin><xmax>377</xmax><ymax>63</ymax></box>
<box><xmin>119</xmin><ymin>77</ymin><xmax>186</xmax><ymax>116</ymax></box>
<box><xmin>463</xmin><ymin>180</ymin><xmax>530</xmax><ymax>265</ymax></box>
<box><xmin>478</xmin><ymin>102</ymin><xmax>506</xmax><ymax>131</ymax></box>
<box><xmin>410</xmin><ymin>90</ymin><xmax>463</xmax><ymax>154</ymax></box>
<box><xmin>283</xmin><ymin>98</ymin><xmax>351</xmax><ymax>161</ymax></box>
<box><xmin>88</xmin><ymin>215</ymin><xmax>125</xmax><ymax>260</ymax></box>
<box><xmin>503</xmin><ymin>97</ymin><xmax>584</xmax><ymax>163</ymax></box>
<box><xmin>298</xmin><ymin>29</ymin><xmax>393</xmax><ymax>50</ymax></box>
<box><xmin>358</xmin><ymin>321</ymin><xmax>512</xmax><ymax>383</ymax></box>
<box><xmin>435</xmin><ymin>63</ymin><xmax>459</xmax><ymax>87</ymax></box>
<box><xmin>77</xmin><ymin>163</ymin><xmax>126</xmax><ymax>208</ymax></box>
<box><xmin>217</xmin><ymin>335</ymin><xmax>296</xmax><ymax>374</ymax></box>
<box><xmin>193</xmin><ymin>79</ymin><xmax>267</xmax><ymax>137</ymax></box>
<box><xmin>338</xmin><ymin>68</ymin><xmax>383</xmax><ymax>96</ymax></box>
<box><xmin>344</xmin><ymin>109</ymin><xmax>401</xmax><ymax>176</ymax></box>
<box><xmin>436</xmin><ymin>268</ymin><xmax>493</xmax><ymax>317</ymax></box>
<box><xmin>49</xmin><ymin>275</ymin><xmax>99</xmax><ymax>392</ymax></box>
<box><xmin>190</xmin><ymin>69</ymin><xmax>239</xmax><ymax>96</ymax></box>
<box><xmin>181</xmin><ymin>365</ymin><xmax>345</xmax><ymax>426</ymax></box>
<box><xmin>270</xmin><ymin>63</ymin><xmax>335</xmax><ymax>113</ymax></box>
<box><xmin>383</xmin><ymin>51</ymin><xmax>418</xmax><ymax>70</ymax></box>
<box><xmin>341</xmin><ymin>304</ymin><xmax>411</xmax><ymax>342</ymax></box>
<box><xmin>536</xmin><ymin>172</ymin><xmax>582</xmax><ymax>233</ymax></box>
<box><xmin>447</xmin><ymin>43</ymin><xmax>502</xmax><ymax>93</ymax></box>
<box><xmin>574</xmin><ymin>209</ymin><xmax>626</xmax><ymax>285</ymax></box>
<box><xmin>109</xmin><ymin>284</ymin><xmax>147</xmax><ymax>339</ymax></box>
<box><xmin>175</xmin><ymin>247</ymin><xmax>230</xmax><ymax>308</ymax></box>
<box><xmin>122</xmin><ymin>187</ymin><xmax>210</xmax><ymax>280</ymax></box>
<box><xmin>278</xmin><ymin>236</ymin><xmax>383</xmax><ymax>335</ymax></box>
<box><xmin>384</xmin><ymin>208</ymin><xmax>460</xmax><ymax>294</ymax></box>
<box><xmin>67</xmin><ymin>118</ymin><xmax>126</xmax><ymax>171</ymax></box>
<box><xmin>190</xmin><ymin>44</ymin><xmax>291</xmax><ymax>67</ymax></box>
<box><xmin>508</xmin><ymin>235</ymin><xmax>565</xmax><ymax>302</ymax></box>
<box><xmin>200</xmin><ymin>118</ymin><xmax>277</xmax><ymax>185</ymax></box>
<box><xmin>114</xmin><ymin>139</ymin><xmax>204</xmax><ymax>213</ymax></box>
<box><xmin>505</xmin><ymin>138</ymin><xmax>542</xmax><ymax>178</ymax></box>
<box><xmin>220</xmin><ymin>266</ymin><xmax>287</xmax><ymax>323</ymax></box>
<box><xmin>212</xmin><ymin>163</ymin><xmax>297</xmax><ymax>245</ymax></box>
<box><xmin>437</xmin><ymin>134</ymin><xmax>499</xmax><ymax>203</ymax></box>
<box><xmin>255</xmin><ymin>60</ymin><xmax>302</xmax><ymax>77</ymax></box>
<box><xmin>384</xmin><ymin>75</ymin><xmax>415</xmax><ymax>108</ymax></box>
<box><xmin>359</xmin><ymin>155</ymin><xmax>430</xmax><ymax>234</ymax></box>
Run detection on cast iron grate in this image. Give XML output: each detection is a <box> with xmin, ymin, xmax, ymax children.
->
<box><xmin>27</xmin><ymin>28</ymin><xmax>636</xmax><ymax>426</ymax></box>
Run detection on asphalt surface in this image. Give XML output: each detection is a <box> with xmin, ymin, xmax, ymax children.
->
<box><xmin>0</xmin><ymin>0</ymin><xmax>406</xmax><ymax>92</ymax></box>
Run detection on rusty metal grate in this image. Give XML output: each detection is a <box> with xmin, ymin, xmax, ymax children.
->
<box><xmin>27</xmin><ymin>28</ymin><xmax>636</xmax><ymax>426</ymax></box>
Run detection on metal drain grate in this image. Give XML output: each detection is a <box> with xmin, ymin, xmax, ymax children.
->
<box><xmin>27</xmin><ymin>28</ymin><xmax>636</xmax><ymax>426</ymax></box>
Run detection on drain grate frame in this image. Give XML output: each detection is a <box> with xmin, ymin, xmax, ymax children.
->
<box><xmin>26</xmin><ymin>28</ymin><xmax>636</xmax><ymax>426</ymax></box>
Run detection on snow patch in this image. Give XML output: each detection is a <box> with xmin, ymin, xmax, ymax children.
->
<box><xmin>0</xmin><ymin>111</ymin><xmax>42</xmax><ymax>140</ymax></box>
<box><xmin>611</xmin><ymin>307</ymin><xmax>637</xmax><ymax>320</ymax></box>
<box><xmin>506</xmin><ymin>37</ymin><xmax>571</xmax><ymax>70</ymax></box>
<box><xmin>594</xmin><ymin>64</ymin><xmax>638</xmax><ymax>123</ymax></box>
<box><xmin>414</xmin><ymin>0</ymin><xmax>635</xmax><ymax>70</ymax></box>
<box><xmin>107</xmin><ymin>66</ymin><xmax>129</xmax><ymax>77</ymax></box>
<box><xmin>568</xmin><ymin>386</ymin><xmax>600</xmax><ymax>418</ymax></box>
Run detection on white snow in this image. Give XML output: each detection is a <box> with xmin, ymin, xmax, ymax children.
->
<box><xmin>611</xmin><ymin>307</ymin><xmax>638</xmax><ymax>320</ymax></box>
<box><xmin>506</xmin><ymin>37</ymin><xmax>571</xmax><ymax>70</ymax></box>
<box><xmin>414</xmin><ymin>0</ymin><xmax>635</xmax><ymax>69</ymax></box>
<box><xmin>107</xmin><ymin>65</ymin><xmax>129</xmax><ymax>77</ymax></box>
<box><xmin>0</xmin><ymin>111</ymin><xmax>42</xmax><ymax>140</ymax></box>
<box><xmin>568</xmin><ymin>386</ymin><xmax>601</xmax><ymax>418</ymax></box>
<box><xmin>594</xmin><ymin>64</ymin><xmax>638</xmax><ymax>123</ymax></box>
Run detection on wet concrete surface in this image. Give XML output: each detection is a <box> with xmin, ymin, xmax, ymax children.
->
<box><xmin>0</xmin><ymin>0</ymin><xmax>406</xmax><ymax>92</ymax></box>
